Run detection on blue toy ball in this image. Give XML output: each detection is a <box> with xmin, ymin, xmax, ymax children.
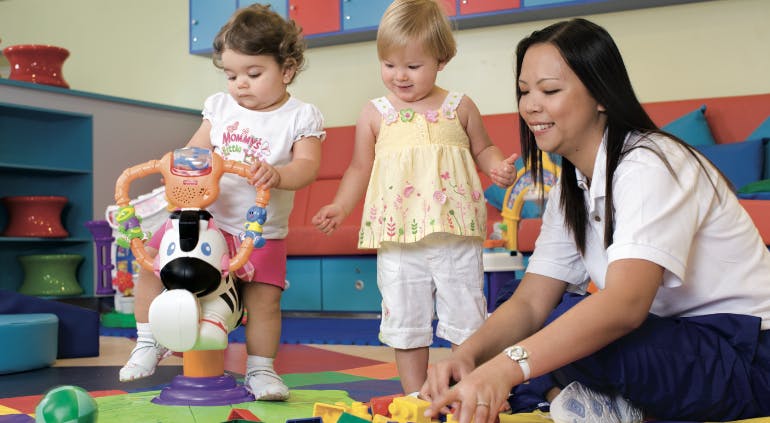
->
<box><xmin>35</xmin><ymin>385</ymin><xmax>97</xmax><ymax>423</ymax></box>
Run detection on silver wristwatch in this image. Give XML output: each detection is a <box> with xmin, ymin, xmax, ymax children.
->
<box><xmin>503</xmin><ymin>345</ymin><xmax>531</xmax><ymax>381</ymax></box>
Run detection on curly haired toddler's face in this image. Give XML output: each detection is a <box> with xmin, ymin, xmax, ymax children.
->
<box><xmin>221</xmin><ymin>48</ymin><xmax>295</xmax><ymax>112</ymax></box>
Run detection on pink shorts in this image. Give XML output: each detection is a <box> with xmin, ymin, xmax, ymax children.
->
<box><xmin>148</xmin><ymin>222</ymin><xmax>287</xmax><ymax>289</ymax></box>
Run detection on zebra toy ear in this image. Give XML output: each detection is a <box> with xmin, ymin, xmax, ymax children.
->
<box><xmin>153</xmin><ymin>253</ymin><xmax>161</xmax><ymax>278</ymax></box>
<box><xmin>221</xmin><ymin>254</ymin><xmax>230</xmax><ymax>278</ymax></box>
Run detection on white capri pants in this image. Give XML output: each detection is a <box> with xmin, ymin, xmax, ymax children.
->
<box><xmin>377</xmin><ymin>232</ymin><xmax>487</xmax><ymax>349</ymax></box>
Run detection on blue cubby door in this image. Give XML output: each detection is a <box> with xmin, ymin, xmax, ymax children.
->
<box><xmin>239</xmin><ymin>0</ymin><xmax>288</xmax><ymax>17</ymax></box>
<box><xmin>282</xmin><ymin>257</ymin><xmax>322</xmax><ymax>311</ymax></box>
<box><xmin>341</xmin><ymin>0</ymin><xmax>392</xmax><ymax>31</ymax></box>
<box><xmin>189</xmin><ymin>0</ymin><xmax>237</xmax><ymax>54</ymax></box>
<box><xmin>321</xmin><ymin>256</ymin><xmax>381</xmax><ymax>312</ymax></box>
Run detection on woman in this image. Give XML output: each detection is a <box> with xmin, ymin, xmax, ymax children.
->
<box><xmin>420</xmin><ymin>18</ymin><xmax>770</xmax><ymax>423</ymax></box>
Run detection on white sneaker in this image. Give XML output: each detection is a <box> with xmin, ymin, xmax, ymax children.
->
<box><xmin>245</xmin><ymin>368</ymin><xmax>290</xmax><ymax>401</ymax></box>
<box><xmin>549</xmin><ymin>381</ymin><xmax>643</xmax><ymax>423</ymax></box>
<box><xmin>119</xmin><ymin>342</ymin><xmax>172</xmax><ymax>382</ymax></box>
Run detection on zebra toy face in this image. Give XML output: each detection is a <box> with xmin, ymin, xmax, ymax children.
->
<box><xmin>149</xmin><ymin>209</ymin><xmax>243</xmax><ymax>352</ymax></box>
<box><xmin>155</xmin><ymin>210</ymin><xmax>230</xmax><ymax>296</ymax></box>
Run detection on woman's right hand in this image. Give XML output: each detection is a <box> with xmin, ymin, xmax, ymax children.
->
<box><xmin>311</xmin><ymin>204</ymin><xmax>346</xmax><ymax>234</ymax></box>
<box><xmin>419</xmin><ymin>351</ymin><xmax>476</xmax><ymax>413</ymax></box>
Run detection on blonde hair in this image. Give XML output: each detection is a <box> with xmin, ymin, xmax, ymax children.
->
<box><xmin>377</xmin><ymin>0</ymin><xmax>456</xmax><ymax>63</ymax></box>
<box><xmin>212</xmin><ymin>4</ymin><xmax>306</xmax><ymax>83</ymax></box>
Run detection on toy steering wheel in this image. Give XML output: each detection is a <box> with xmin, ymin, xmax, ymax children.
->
<box><xmin>114</xmin><ymin>147</ymin><xmax>270</xmax><ymax>273</ymax></box>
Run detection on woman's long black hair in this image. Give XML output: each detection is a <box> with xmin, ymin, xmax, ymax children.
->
<box><xmin>516</xmin><ymin>18</ymin><xmax>713</xmax><ymax>254</ymax></box>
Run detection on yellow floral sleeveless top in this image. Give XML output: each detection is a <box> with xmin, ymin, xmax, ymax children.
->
<box><xmin>359</xmin><ymin>92</ymin><xmax>486</xmax><ymax>249</ymax></box>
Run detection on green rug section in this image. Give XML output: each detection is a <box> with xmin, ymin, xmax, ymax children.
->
<box><xmin>282</xmin><ymin>371</ymin><xmax>375</xmax><ymax>389</ymax></box>
<box><xmin>95</xmin><ymin>389</ymin><xmax>355</xmax><ymax>423</ymax></box>
<box><xmin>101</xmin><ymin>311</ymin><xmax>136</xmax><ymax>328</ymax></box>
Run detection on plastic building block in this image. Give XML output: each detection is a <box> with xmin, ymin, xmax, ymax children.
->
<box><xmin>347</xmin><ymin>401</ymin><xmax>373</xmax><ymax>421</ymax></box>
<box><xmin>313</xmin><ymin>402</ymin><xmax>348</xmax><ymax>423</ymax></box>
<box><xmin>286</xmin><ymin>418</ymin><xmax>323</xmax><ymax>423</ymax></box>
<box><xmin>388</xmin><ymin>396</ymin><xmax>431</xmax><ymax>423</ymax></box>
<box><xmin>338</xmin><ymin>412</ymin><xmax>371</xmax><ymax>423</ymax></box>
<box><xmin>370</xmin><ymin>394</ymin><xmax>403</xmax><ymax>417</ymax></box>
<box><xmin>226</xmin><ymin>408</ymin><xmax>261</xmax><ymax>421</ymax></box>
<box><xmin>447</xmin><ymin>411</ymin><xmax>502</xmax><ymax>423</ymax></box>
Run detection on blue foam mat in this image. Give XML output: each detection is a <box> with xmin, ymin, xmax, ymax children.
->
<box><xmin>101</xmin><ymin>316</ymin><xmax>452</xmax><ymax>348</ymax></box>
<box><xmin>0</xmin><ymin>289</ymin><xmax>100</xmax><ymax>358</ymax></box>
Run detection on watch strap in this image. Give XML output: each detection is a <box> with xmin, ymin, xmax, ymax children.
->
<box><xmin>517</xmin><ymin>355</ymin><xmax>531</xmax><ymax>381</ymax></box>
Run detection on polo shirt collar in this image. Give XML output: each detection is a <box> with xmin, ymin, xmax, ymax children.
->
<box><xmin>574</xmin><ymin>130</ymin><xmax>608</xmax><ymax>203</ymax></box>
<box><xmin>575</xmin><ymin>129</ymin><xmax>607</xmax><ymax>219</ymax></box>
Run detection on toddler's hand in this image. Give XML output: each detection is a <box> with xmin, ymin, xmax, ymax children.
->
<box><xmin>248</xmin><ymin>160</ymin><xmax>281</xmax><ymax>190</ymax></box>
<box><xmin>312</xmin><ymin>204</ymin><xmax>346</xmax><ymax>235</ymax></box>
<box><xmin>490</xmin><ymin>153</ymin><xmax>518</xmax><ymax>188</ymax></box>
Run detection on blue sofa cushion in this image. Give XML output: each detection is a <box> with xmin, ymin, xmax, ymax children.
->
<box><xmin>695</xmin><ymin>139</ymin><xmax>765</xmax><ymax>190</ymax></box>
<box><xmin>748</xmin><ymin>116</ymin><xmax>770</xmax><ymax>179</ymax></box>
<box><xmin>663</xmin><ymin>105</ymin><xmax>717</xmax><ymax>146</ymax></box>
<box><xmin>749</xmin><ymin>116</ymin><xmax>770</xmax><ymax>139</ymax></box>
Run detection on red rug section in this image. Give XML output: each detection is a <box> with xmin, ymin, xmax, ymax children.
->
<box><xmin>223</xmin><ymin>344</ymin><xmax>386</xmax><ymax>375</ymax></box>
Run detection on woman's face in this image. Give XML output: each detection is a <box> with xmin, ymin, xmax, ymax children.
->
<box><xmin>518</xmin><ymin>43</ymin><xmax>606</xmax><ymax>162</ymax></box>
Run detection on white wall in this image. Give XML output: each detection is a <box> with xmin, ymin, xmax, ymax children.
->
<box><xmin>1</xmin><ymin>0</ymin><xmax>768</xmax><ymax>127</ymax></box>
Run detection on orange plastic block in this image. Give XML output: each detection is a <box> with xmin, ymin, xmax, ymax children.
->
<box><xmin>226</xmin><ymin>408</ymin><xmax>261</xmax><ymax>421</ymax></box>
<box><xmin>370</xmin><ymin>394</ymin><xmax>402</xmax><ymax>417</ymax></box>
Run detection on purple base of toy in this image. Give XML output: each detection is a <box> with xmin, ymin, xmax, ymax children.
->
<box><xmin>151</xmin><ymin>374</ymin><xmax>254</xmax><ymax>406</ymax></box>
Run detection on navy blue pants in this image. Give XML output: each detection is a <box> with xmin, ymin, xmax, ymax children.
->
<box><xmin>509</xmin><ymin>293</ymin><xmax>770</xmax><ymax>421</ymax></box>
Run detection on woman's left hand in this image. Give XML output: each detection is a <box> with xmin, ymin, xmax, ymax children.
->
<box><xmin>425</xmin><ymin>354</ymin><xmax>518</xmax><ymax>423</ymax></box>
<box><xmin>248</xmin><ymin>160</ymin><xmax>281</xmax><ymax>190</ymax></box>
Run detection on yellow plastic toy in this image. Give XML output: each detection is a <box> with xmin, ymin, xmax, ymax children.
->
<box><xmin>313</xmin><ymin>402</ymin><xmax>349</xmax><ymax>423</ymax></box>
<box><xmin>500</xmin><ymin>154</ymin><xmax>560</xmax><ymax>251</ymax></box>
<box><xmin>388</xmin><ymin>396</ymin><xmax>432</xmax><ymax>423</ymax></box>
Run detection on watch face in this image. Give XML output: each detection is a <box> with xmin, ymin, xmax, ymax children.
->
<box><xmin>508</xmin><ymin>346</ymin><xmax>526</xmax><ymax>360</ymax></box>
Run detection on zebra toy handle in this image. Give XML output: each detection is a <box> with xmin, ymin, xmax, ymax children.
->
<box><xmin>241</xmin><ymin>189</ymin><xmax>270</xmax><ymax>249</ymax></box>
<box><xmin>114</xmin><ymin>147</ymin><xmax>269</xmax><ymax>273</ymax></box>
<box><xmin>113</xmin><ymin>147</ymin><xmax>270</xmax><ymax>352</ymax></box>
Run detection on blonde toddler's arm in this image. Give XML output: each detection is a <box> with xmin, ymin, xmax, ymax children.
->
<box><xmin>459</xmin><ymin>96</ymin><xmax>517</xmax><ymax>187</ymax></box>
<box><xmin>312</xmin><ymin>103</ymin><xmax>379</xmax><ymax>234</ymax></box>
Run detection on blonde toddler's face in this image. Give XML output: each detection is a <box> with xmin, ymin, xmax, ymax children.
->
<box><xmin>380</xmin><ymin>42</ymin><xmax>445</xmax><ymax>105</ymax></box>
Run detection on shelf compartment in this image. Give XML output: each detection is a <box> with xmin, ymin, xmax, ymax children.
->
<box><xmin>0</xmin><ymin>103</ymin><xmax>92</xmax><ymax>172</ymax></box>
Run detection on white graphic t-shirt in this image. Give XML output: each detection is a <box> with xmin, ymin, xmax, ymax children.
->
<box><xmin>202</xmin><ymin>92</ymin><xmax>325</xmax><ymax>238</ymax></box>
